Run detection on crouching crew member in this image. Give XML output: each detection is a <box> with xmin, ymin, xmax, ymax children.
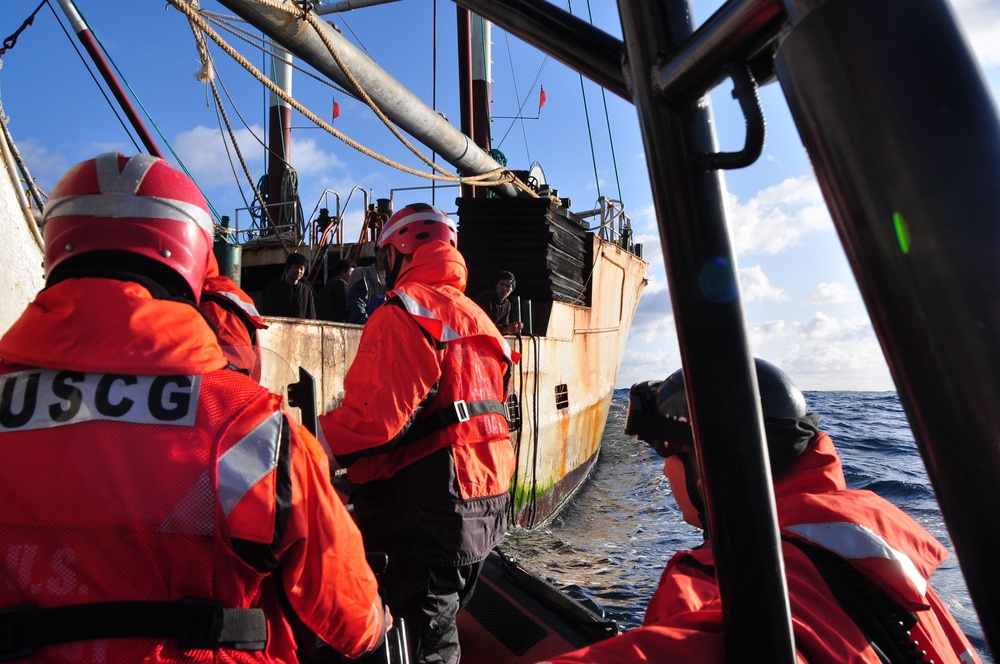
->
<box><xmin>542</xmin><ymin>358</ymin><xmax>980</xmax><ymax>664</ymax></box>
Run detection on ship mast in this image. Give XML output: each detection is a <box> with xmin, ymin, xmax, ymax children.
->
<box><xmin>266</xmin><ymin>43</ymin><xmax>295</xmax><ymax>233</ymax></box>
<box><xmin>55</xmin><ymin>0</ymin><xmax>162</xmax><ymax>158</ymax></box>
<box><xmin>216</xmin><ymin>0</ymin><xmax>520</xmax><ymax>198</ymax></box>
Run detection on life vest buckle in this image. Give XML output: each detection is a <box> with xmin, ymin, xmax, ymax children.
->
<box><xmin>177</xmin><ymin>598</ymin><xmax>225</xmax><ymax>650</ymax></box>
<box><xmin>0</xmin><ymin>605</ymin><xmax>35</xmax><ymax>661</ymax></box>
<box><xmin>452</xmin><ymin>400</ymin><xmax>470</xmax><ymax>423</ymax></box>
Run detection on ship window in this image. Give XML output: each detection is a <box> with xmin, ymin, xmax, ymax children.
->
<box><xmin>555</xmin><ymin>384</ymin><xmax>569</xmax><ymax>410</ymax></box>
<box><xmin>506</xmin><ymin>393</ymin><xmax>522</xmax><ymax>432</ymax></box>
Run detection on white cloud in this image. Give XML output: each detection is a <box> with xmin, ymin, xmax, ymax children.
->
<box><xmin>753</xmin><ymin>311</ymin><xmax>871</xmax><ymax>343</ymax></box>
<box><xmin>173</xmin><ymin>125</ymin><xmax>266</xmax><ymax>189</ymax></box>
<box><xmin>952</xmin><ymin>0</ymin><xmax>1000</xmax><ymax>67</ymax></box>
<box><xmin>630</xmin><ymin>287</ymin><xmax>675</xmax><ymax>344</ymax></box>
<box><xmin>288</xmin><ymin>136</ymin><xmax>346</xmax><ymax>174</ymax></box>
<box><xmin>754</xmin><ymin>319</ymin><xmax>795</xmax><ymax>341</ymax></box>
<box><xmin>630</xmin><ymin>203</ymin><xmax>660</xmax><ymax>237</ymax></box>
<box><xmin>725</xmin><ymin>174</ymin><xmax>832</xmax><ymax>255</ymax></box>
<box><xmin>803</xmin><ymin>281</ymin><xmax>858</xmax><ymax>304</ymax></box>
<box><xmin>745</xmin><ymin>314</ymin><xmax>893</xmax><ymax>390</ymax></box>
<box><xmin>799</xmin><ymin>311</ymin><xmax>872</xmax><ymax>342</ymax></box>
<box><xmin>617</xmin><ymin>347</ymin><xmax>681</xmax><ymax>389</ymax></box>
<box><xmin>780</xmin><ymin>341</ymin><xmax>894</xmax><ymax>392</ymax></box>
<box><xmin>739</xmin><ymin>264</ymin><xmax>789</xmax><ymax>303</ymax></box>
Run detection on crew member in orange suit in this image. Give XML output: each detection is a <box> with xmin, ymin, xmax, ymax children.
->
<box><xmin>542</xmin><ymin>359</ymin><xmax>981</xmax><ymax>664</ymax></box>
<box><xmin>0</xmin><ymin>152</ymin><xmax>387</xmax><ymax>662</ymax></box>
<box><xmin>201</xmin><ymin>253</ymin><xmax>268</xmax><ymax>380</ymax></box>
<box><xmin>319</xmin><ymin>203</ymin><xmax>517</xmax><ymax>664</ymax></box>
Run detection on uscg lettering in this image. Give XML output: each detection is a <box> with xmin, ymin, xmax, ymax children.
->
<box><xmin>0</xmin><ymin>369</ymin><xmax>200</xmax><ymax>431</ymax></box>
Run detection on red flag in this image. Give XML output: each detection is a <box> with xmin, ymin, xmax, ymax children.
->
<box><xmin>332</xmin><ymin>100</ymin><xmax>341</xmax><ymax>120</ymax></box>
<box><xmin>538</xmin><ymin>86</ymin><xmax>547</xmax><ymax>110</ymax></box>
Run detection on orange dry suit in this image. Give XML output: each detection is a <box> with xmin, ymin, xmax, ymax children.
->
<box><xmin>319</xmin><ymin>241</ymin><xmax>517</xmax><ymax>565</ymax></box>
<box><xmin>201</xmin><ymin>256</ymin><xmax>268</xmax><ymax>381</ymax></box>
<box><xmin>540</xmin><ymin>431</ymin><xmax>981</xmax><ymax>664</ymax></box>
<box><xmin>0</xmin><ymin>278</ymin><xmax>384</xmax><ymax>663</ymax></box>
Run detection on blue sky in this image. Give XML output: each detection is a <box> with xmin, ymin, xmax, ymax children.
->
<box><xmin>1</xmin><ymin>0</ymin><xmax>998</xmax><ymax>390</ymax></box>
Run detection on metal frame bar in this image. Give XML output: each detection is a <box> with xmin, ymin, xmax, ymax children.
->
<box><xmin>452</xmin><ymin>0</ymin><xmax>1000</xmax><ymax>658</ymax></box>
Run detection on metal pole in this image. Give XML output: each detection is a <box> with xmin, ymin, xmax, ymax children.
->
<box><xmin>56</xmin><ymin>0</ymin><xmax>162</xmax><ymax>158</ymax></box>
<box><xmin>617</xmin><ymin>0</ymin><xmax>796</xmax><ymax>661</ymax></box>
<box><xmin>453</xmin><ymin>0</ymin><xmax>628</xmax><ymax>100</ymax></box>
<box><xmin>776</xmin><ymin>0</ymin><xmax>1000</xmax><ymax>654</ymax></box>
<box><xmin>218</xmin><ymin>0</ymin><xmax>518</xmax><ymax>197</ymax></box>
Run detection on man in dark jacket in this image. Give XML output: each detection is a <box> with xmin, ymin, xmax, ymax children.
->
<box><xmin>261</xmin><ymin>252</ymin><xmax>316</xmax><ymax>319</ymax></box>
<box><xmin>317</xmin><ymin>258</ymin><xmax>355</xmax><ymax>322</ymax></box>
<box><xmin>473</xmin><ymin>270</ymin><xmax>523</xmax><ymax>334</ymax></box>
<box><xmin>346</xmin><ymin>247</ymin><xmax>387</xmax><ymax>324</ymax></box>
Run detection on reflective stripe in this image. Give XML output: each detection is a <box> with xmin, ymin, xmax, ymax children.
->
<box><xmin>786</xmin><ymin>522</ymin><xmax>928</xmax><ymax>596</ymax></box>
<box><xmin>394</xmin><ymin>291</ymin><xmax>463</xmax><ymax>342</ymax></box>
<box><xmin>392</xmin><ymin>290</ymin><xmax>515</xmax><ymax>363</ymax></box>
<box><xmin>44</xmin><ymin>153</ymin><xmax>213</xmax><ymax>235</ymax></box>
<box><xmin>216</xmin><ymin>290</ymin><xmax>263</xmax><ymax>320</ymax></box>
<box><xmin>379</xmin><ymin>208</ymin><xmax>456</xmax><ymax>242</ymax></box>
<box><xmin>218</xmin><ymin>411</ymin><xmax>282</xmax><ymax>517</ymax></box>
<box><xmin>157</xmin><ymin>470</ymin><xmax>214</xmax><ymax>536</ymax></box>
<box><xmin>498</xmin><ymin>335</ymin><xmax>514</xmax><ymax>361</ymax></box>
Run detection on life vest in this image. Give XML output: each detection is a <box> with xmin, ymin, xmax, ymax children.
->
<box><xmin>333</xmin><ymin>283</ymin><xmax>516</xmax><ymax>495</ymax></box>
<box><xmin>201</xmin><ymin>274</ymin><xmax>268</xmax><ymax>381</ymax></box>
<box><xmin>538</xmin><ymin>432</ymin><xmax>982</xmax><ymax>664</ymax></box>
<box><xmin>0</xmin><ymin>278</ymin><xmax>384</xmax><ymax>663</ymax></box>
<box><xmin>0</xmin><ymin>364</ymin><xmax>279</xmax><ymax>662</ymax></box>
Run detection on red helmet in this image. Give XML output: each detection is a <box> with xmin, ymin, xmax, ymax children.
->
<box><xmin>42</xmin><ymin>152</ymin><xmax>214</xmax><ymax>302</ymax></box>
<box><xmin>377</xmin><ymin>203</ymin><xmax>458</xmax><ymax>255</ymax></box>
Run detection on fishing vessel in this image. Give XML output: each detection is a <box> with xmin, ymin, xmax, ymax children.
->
<box><xmin>3</xmin><ymin>0</ymin><xmax>1000</xmax><ymax>661</ymax></box>
<box><xmin>0</xmin><ymin>0</ymin><xmax>647</xmax><ymax>531</ymax></box>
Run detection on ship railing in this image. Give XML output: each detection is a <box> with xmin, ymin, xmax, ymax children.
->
<box><xmin>575</xmin><ymin>196</ymin><xmax>641</xmax><ymax>256</ymax></box>
<box><xmin>306</xmin><ymin>187</ymin><xmax>372</xmax><ymax>283</ymax></box>
<box><xmin>232</xmin><ymin>200</ymin><xmax>304</xmax><ymax>246</ymax></box>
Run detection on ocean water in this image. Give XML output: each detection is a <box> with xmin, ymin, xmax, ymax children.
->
<box><xmin>504</xmin><ymin>390</ymin><xmax>994</xmax><ymax>662</ymax></box>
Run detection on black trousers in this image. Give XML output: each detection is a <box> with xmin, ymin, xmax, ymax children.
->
<box><xmin>378</xmin><ymin>555</ymin><xmax>485</xmax><ymax>664</ymax></box>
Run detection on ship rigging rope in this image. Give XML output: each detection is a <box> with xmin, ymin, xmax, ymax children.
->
<box><xmin>184</xmin><ymin>16</ymin><xmax>291</xmax><ymax>250</ymax></box>
<box><xmin>166</xmin><ymin>0</ymin><xmax>538</xmax><ymax>195</ymax></box>
<box><xmin>568</xmin><ymin>0</ymin><xmax>624</xmax><ymax>204</ymax></box>
<box><xmin>0</xmin><ymin>106</ymin><xmax>44</xmax><ymax>252</ymax></box>
<box><xmin>199</xmin><ymin>10</ymin><xmax>354</xmax><ymax>100</ymax></box>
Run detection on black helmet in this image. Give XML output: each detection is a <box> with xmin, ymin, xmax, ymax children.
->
<box><xmin>655</xmin><ymin>358</ymin><xmax>808</xmax><ymax>421</ymax></box>
<box><xmin>629</xmin><ymin>358</ymin><xmax>817</xmax><ymax>475</ymax></box>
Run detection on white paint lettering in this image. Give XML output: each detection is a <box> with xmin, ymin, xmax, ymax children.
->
<box><xmin>0</xmin><ymin>369</ymin><xmax>200</xmax><ymax>431</ymax></box>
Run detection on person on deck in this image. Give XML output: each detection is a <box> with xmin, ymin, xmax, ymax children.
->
<box><xmin>346</xmin><ymin>246</ymin><xmax>387</xmax><ymax>323</ymax></box>
<box><xmin>319</xmin><ymin>203</ymin><xmax>518</xmax><ymax>664</ymax></box>
<box><xmin>542</xmin><ymin>358</ymin><xmax>981</xmax><ymax>664</ymax></box>
<box><xmin>261</xmin><ymin>252</ymin><xmax>316</xmax><ymax>319</ymax></box>
<box><xmin>0</xmin><ymin>152</ymin><xmax>387</xmax><ymax>662</ymax></box>
<box><xmin>316</xmin><ymin>257</ymin><xmax>355</xmax><ymax>322</ymax></box>
<box><xmin>473</xmin><ymin>270</ymin><xmax>523</xmax><ymax>335</ymax></box>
